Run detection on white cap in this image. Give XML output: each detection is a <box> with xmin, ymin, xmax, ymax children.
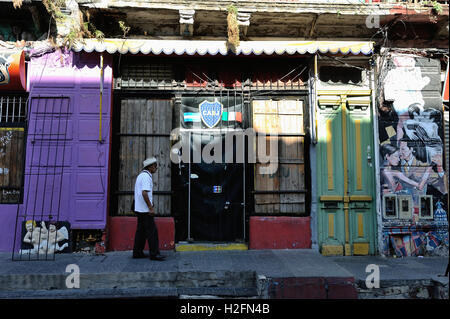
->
<box><xmin>142</xmin><ymin>157</ymin><xmax>157</xmax><ymax>169</ymax></box>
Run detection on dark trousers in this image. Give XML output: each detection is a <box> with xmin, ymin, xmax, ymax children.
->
<box><xmin>133</xmin><ymin>213</ymin><xmax>160</xmax><ymax>256</ymax></box>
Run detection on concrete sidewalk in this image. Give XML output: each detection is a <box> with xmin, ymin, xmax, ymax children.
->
<box><xmin>0</xmin><ymin>249</ymin><xmax>447</xmax><ymax>299</ymax></box>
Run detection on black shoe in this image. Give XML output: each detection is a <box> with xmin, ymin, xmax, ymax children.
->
<box><xmin>132</xmin><ymin>252</ymin><xmax>147</xmax><ymax>259</ymax></box>
<box><xmin>150</xmin><ymin>254</ymin><xmax>165</xmax><ymax>261</ymax></box>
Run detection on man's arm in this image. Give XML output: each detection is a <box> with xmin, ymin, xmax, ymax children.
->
<box><xmin>142</xmin><ymin>190</ymin><xmax>155</xmax><ymax>215</ymax></box>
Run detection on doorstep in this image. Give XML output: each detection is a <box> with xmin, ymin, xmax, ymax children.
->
<box><xmin>175</xmin><ymin>242</ymin><xmax>248</xmax><ymax>252</ymax></box>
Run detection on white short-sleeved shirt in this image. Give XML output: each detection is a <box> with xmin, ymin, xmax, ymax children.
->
<box><xmin>134</xmin><ymin>170</ymin><xmax>153</xmax><ymax>213</ymax></box>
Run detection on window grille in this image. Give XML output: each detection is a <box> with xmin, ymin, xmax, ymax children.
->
<box><xmin>0</xmin><ymin>95</ymin><xmax>27</xmax><ymax>123</ymax></box>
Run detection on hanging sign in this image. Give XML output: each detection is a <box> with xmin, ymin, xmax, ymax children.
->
<box><xmin>199</xmin><ymin>100</ymin><xmax>223</xmax><ymax>128</ymax></box>
<box><xmin>0</xmin><ymin>50</ymin><xmax>26</xmax><ymax>91</ymax></box>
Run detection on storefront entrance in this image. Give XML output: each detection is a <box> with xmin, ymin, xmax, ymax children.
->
<box><xmin>173</xmin><ymin>95</ymin><xmax>247</xmax><ymax>242</ymax></box>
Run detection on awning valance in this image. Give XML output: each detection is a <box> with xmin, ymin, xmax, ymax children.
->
<box><xmin>72</xmin><ymin>39</ymin><xmax>373</xmax><ymax>56</ymax></box>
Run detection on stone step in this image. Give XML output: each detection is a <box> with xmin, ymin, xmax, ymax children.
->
<box><xmin>175</xmin><ymin>242</ymin><xmax>248</xmax><ymax>252</ymax></box>
<box><xmin>0</xmin><ymin>270</ymin><xmax>257</xmax><ymax>292</ymax></box>
<box><xmin>0</xmin><ymin>286</ymin><xmax>259</xmax><ymax>299</ymax></box>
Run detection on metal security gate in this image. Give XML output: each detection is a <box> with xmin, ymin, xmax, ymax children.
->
<box><xmin>12</xmin><ymin>97</ymin><xmax>71</xmax><ymax>261</ymax></box>
<box><xmin>173</xmin><ymin>93</ymin><xmax>248</xmax><ymax>242</ymax></box>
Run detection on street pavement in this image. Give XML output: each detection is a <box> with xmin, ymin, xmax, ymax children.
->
<box><xmin>0</xmin><ymin>249</ymin><xmax>447</xmax><ymax>299</ymax></box>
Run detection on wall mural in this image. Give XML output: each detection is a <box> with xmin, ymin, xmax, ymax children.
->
<box><xmin>0</xmin><ymin>53</ymin><xmax>12</xmax><ymax>86</ymax></box>
<box><xmin>18</xmin><ymin>220</ymin><xmax>70</xmax><ymax>256</ymax></box>
<box><xmin>378</xmin><ymin>54</ymin><xmax>448</xmax><ymax>257</ymax></box>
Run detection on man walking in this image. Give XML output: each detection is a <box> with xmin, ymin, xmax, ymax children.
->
<box><xmin>132</xmin><ymin>157</ymin><xmax>165</xmax><ymax>261</ymax></box>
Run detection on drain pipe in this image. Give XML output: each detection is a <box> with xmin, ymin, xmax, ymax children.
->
<box><xmin>370</xmin><ymin>55</ymin><xmax>383</xmax><ymax>256</ymax></box>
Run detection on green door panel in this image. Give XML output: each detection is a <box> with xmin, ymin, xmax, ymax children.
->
<box><xmin>317</xmin><ymin>97</ymin><xmax>377</xmax><ymax>256</ymax></box>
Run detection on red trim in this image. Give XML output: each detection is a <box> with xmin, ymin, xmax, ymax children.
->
<box><xmin>108</xmin><ymin>216</ymin><xmax>175</xmax><ymax>251</ymax></box>
<box><xmin>249</xmin><ymin>216</ymin><xmax>311</xmax><ymax>249</ymax></box>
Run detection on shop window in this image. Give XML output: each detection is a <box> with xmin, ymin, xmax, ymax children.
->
<box><xmin>419</xmin><ymin>195</ymin><xmax>434</xmax><ymax>220</ymax></box>
<box><xmin>397</xmin><ymin>195</ymin><xmax>412</xmax><ymax>219</ymax></box>
<box><xmin>0</xmin><ymin>94</ymin><xmax>27</xmax><ymax>204</ymax></box>
<box><xmin>383</xmin><ymin>194</ymin><xmax>397</xmax><ymax>219</ymax></box>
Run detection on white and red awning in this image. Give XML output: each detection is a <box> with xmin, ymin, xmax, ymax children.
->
<box><xmin>72</xmin><ymin>39</ymin><xmax>374</xmax><ymax>56</ymax></box>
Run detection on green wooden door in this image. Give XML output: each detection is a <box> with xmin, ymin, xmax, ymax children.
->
<box><xmin>317</xmin><ymin>94</ymin><xmax>376</xmax><ymax>256</ymax></box>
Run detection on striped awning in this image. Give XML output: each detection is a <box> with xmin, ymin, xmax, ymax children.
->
<box><xmin>72</xmin><ymin>39</ymin><xmax>373</xmax><ymax>56</ymax></box>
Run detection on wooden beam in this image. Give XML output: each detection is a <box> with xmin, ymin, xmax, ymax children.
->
<box><xmin>309</xmin><ymin>14</ymin><xmax>319</xmax><ymax>38</ymax></box>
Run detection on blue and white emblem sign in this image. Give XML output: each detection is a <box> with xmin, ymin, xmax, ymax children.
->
<box><xmin>199</xmin><ymin>100</ymin><xmax>223</xmax><ymax>128</ymax></box>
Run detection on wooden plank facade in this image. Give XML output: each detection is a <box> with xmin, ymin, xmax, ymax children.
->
<box><xmin>252</xmin><ymin>99</ymin><xmax>306</xmax><ymax>215</ymax></box>
<box><xmin>110</xmin><ymin>57</ymin><xmax>311</xmax><ymax>248</ymax></box>
<box><xmin>117</xmin><ymin>98</ymin><xmax>172</xmax><ymax>216</ymax></box>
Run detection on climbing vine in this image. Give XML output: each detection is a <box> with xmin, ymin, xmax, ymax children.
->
<box><xmin>227</xmin><ymin>4</ymin><xmax>240</xmax><ymax>50</ymax></box>
<box><xmin>422</xmin><ymin>0</ymin><xmax>443</xmax><ymax>14</ymax></box>
<box><xmin>12</xmin><ymin>0</ymin><xmax>104</xmax><ymax>49</ymax></box>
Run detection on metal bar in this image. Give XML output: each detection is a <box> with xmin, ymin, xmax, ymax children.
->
<box><xmin>56</xmin><ymin>99</ymin><xmax>70</xmax><ymax>220</ymax></box>
<box><xmin>115</xmin><ymin>133</ymin><xmax>170</xmax><ymax>137</ymax></box>
<box><xmin>12</xmin><ymin>96</ymin><xmax>15</xmax><ymax>122</ymax></box>
<box><xmin>242</xmin><ymin>132</ymin><xmax>246</xmax><ymax>241</ymax></box>
<box><xmin>252</xmin><ymin>190</ymin><xmax>308</xmax><ymax>194</ymax></box>
<box><xmin>14</xmin><ymin>97</ymin><xmax>35</xmax><ymax>261</ymax></box>
<box><xmin>0</xmin><ymin>96</ymin><xmax>3</xmax><ymax>122</ymax></box>
<box><xmin>18</xmin><ymin>96</ymin><xmax>22</xmax><ymax>122</ymax></box>
<box><xmin>41</xmin><ymin>98</ymin><xmax>57</xmax><ymax>260</ymax></box>
<box><xmin>48</xmin><ymin>98</ymin><xmax>62</xmax><ymax>259</ymax></box>
<box><xmin>31</xmin><ymin>97</ymin><xmax>48</xmax><ymax>260</ymax></box>
<box><xmin>54</xmin><ymin>98</ymin><xmax>70</xmax><ymax>261</ymax></box>
<box><xmin>11</xmin><ymin>95</ymin><xmax>29</xmax><ymax>261</ymax></box>
<box><xmin>6</xmin><ymin>96</ymin><xmax>9</xmax><ymax>122</ymax></box>
<box><xmin>255</xmin><ymin>133</ymin><xmax>306</xmax><ymax>137</ymax></box>
<box><xmin>115</xmin><ymin>191</ymin><xmax>173</xmax><ymax>195</ymax></box>
<box><xmin>278</xmin><ymin>160</ymin><xmax>305</xmax><ymax>164</ymax></box>
<box><xmin>187</xmin><ymin>131</ymin><xmax>192</xmax><ymax>241</ymax></box>
<box><xmin>0</xmin><ymin>122</ymin><xmax>26</xmax><ymax>128</ymax></box>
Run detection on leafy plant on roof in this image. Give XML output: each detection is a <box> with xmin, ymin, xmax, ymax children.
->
<box><xmin>12</xmin><ymin>0</ymin><xmax>104</xmax><ymax>49</ymax></box>
<box><xmin>227</xmin><ymin>4</ymin><xmax>240</xmax><ymax>51</ymax></box>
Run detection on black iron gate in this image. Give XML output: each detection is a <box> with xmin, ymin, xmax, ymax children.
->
<box><xmin>173</xmin><ymin>92</ymin><xmax>250</xmax><ymax>242</ymax></box>
<box><xmin>12</xmin><ymin>96</ymin><xmax>71</xmax><ymax>261</ymax></box>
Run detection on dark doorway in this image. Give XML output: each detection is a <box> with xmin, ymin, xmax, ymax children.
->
<box><xmin>173</xmin><ymin>94</ymin><xmax>247</xmax><ymax>242</ymax></box>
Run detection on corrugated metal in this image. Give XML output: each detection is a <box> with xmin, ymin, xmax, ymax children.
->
<box><xmin>73</xmin><ymin>39</ymin><xmax>373</xmax><ymax>56</ymax></box>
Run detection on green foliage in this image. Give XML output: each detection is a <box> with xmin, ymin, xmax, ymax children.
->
<box><xmin>422</xmin><ymin>0</ymin><xmax>443</xmax><ymax>14</ymax></box>
<box><xmin>118</xmin><ymin>21</ymin><xmax>131</xmax><ymax>38</ymax></box>
<box><xmin>432</xmin><ymin>1</ymin><xmax>443</xmax><ymax>14</ymax></box>
<box><xmin>226</xmin><ymin>5</ymin><xmax>240</xmax><ymax>50</ymax></box>
<box><xmin>38</xmin><ymin>0</ymin><xmax>105</xmax><ymax>49</ymax></box>
<box><xmin>227</xmin><ymin>4</ymin><xmax>238</xmax><ymax>15</ymax></box>
<box><xmin>62</xmin><ymin>28</ymin><xmax>78</xmax><ymax>49</ymax></box>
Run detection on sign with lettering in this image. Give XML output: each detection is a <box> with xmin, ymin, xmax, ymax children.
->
<box><xmin>199</xmin><ymin>100</ymin><xmax>223</xmax><ymax>128</ymax></box>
